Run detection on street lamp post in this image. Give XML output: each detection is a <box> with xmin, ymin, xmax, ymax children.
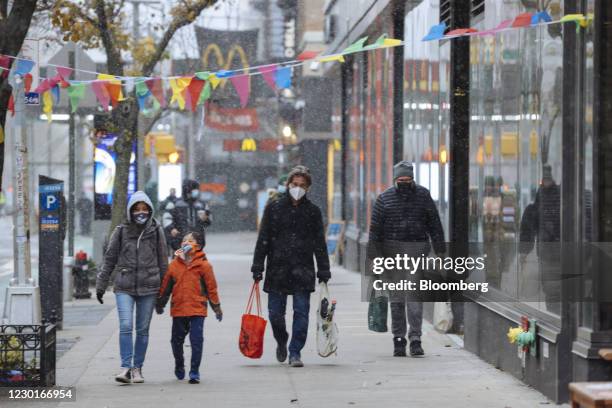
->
<box><xmin>2</xmin><ymin>73</ymin><xmax>41</xmax><ymax>325</ymax></box>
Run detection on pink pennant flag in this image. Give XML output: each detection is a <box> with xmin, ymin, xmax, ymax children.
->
<box><xmin>230</xmin><ymin>74</ymin><xmax>250</xmax><ymax>108</ymax></box>
<box><xmin>91</xmin><ymin>81</ymin><xmax>111</xmax><ymax>110</ymax></box>
<box><xmin>259</xmin><ymin>65</ymin><xmax>277</xmax><ymax>90</ymax></box>
<box><xmin>34</xmin><ymin>78</ymin><xmax>52</xmax><ymax>94</ymax></box>
<box><xmin>56</xmin><ymin>66</ymin><xmax>73</xmax><ymax>80</ymax></box>
<box><xmin>477</xmin><ymin>19</ymin><xmax>512</xmax><ymax>36</ymax></box>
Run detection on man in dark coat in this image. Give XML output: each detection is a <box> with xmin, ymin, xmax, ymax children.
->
<box><xmin>251</xmin><ymin>165</ymin><xmax>331</xmax><ymax>367</ymax></box>
<box><xmin>76</xmin><ymin>192</ymin><xmax>93</xmax><ymax>235</ymax></box>
<box><xmin>368</xmin><ymin>161</ymin><xmax>446</xmax><ymax>357</ymax></box>
<box><xmin>162</xmin><ymin>180</ymin><xmax>211</xmax><ymax>251</ymax></box>
<box><xmin>159</xmin><ymin>188</ymin><xmax>178</xmax><ymax>214</ymax></box>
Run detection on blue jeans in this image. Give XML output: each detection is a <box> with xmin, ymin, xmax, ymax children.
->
<box><xmin>268</xmin><ymin>291</ymin><xmax>311</xmax><ymax>359</ymax></box>
<box><xmin>115</xmin><ymin>293</ymin><xmax>156</xmax><ymax>369</ymax></box>
<box><xmin>171</xmin><ymin>316</ymin><xmax>205</xmax><ymax>375</ymax></box>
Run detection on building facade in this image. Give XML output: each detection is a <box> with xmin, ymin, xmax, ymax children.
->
<box><xmin>324</xmin><ymin>0</ymin><xmax>610</xmax><ymax>402</ymax></box>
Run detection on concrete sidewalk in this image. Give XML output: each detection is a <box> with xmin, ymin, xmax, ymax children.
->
<box><xmin>10</xmin><ymin>232</ymin><xmax>565</xmax><ymax>407</ymax></box>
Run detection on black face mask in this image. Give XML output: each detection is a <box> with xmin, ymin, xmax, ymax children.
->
<box><xmin>395</xmin><ymin>181</ymin><xmax>415</xmax><ymax>194</ymax></box>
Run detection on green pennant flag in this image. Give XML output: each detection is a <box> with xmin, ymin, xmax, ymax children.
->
<box><xmin>198</xmin><ymin>81</ymin><xmax>212</xmax><ymax>105</ymax></box>
<box><xmin>195</xmin><ymin>71</ymin><xmax>210</xmax><ymax>81</ymax></box>
<box><xmin>135</xmin><ymin>81</ymin><xmax>149</xmax><ymax>96</ymax></box>
<box><xmin>342</xmin><ymin>36</ymin><xmax>368</xmax><ymax>54</ymax></box>
<box><xmin>67</xmin><ymin>83</ymin><xmax>86</xmax><ymax>113</ymax></box>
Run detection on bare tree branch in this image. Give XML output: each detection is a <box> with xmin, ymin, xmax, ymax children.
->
<box><xmin>94</xmin><ymin>0</ymin><xmax>124</xmax><ymax>75</ymax></box>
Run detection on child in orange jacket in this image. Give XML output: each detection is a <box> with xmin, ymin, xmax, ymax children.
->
<box><xmin>157</xmin><ymin>231</ymin><xmax>222</xmax><ymax>384</ymax></box>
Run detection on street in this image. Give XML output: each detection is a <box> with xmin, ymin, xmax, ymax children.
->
<box><xmin>0</xmin><ymin>232</ymin><xmax>561</xmax><ymax>408</ymax></box>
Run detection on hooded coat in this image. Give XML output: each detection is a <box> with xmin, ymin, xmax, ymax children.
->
<box><xmin>96</xmin><ymin>191</ymin><xmax>169</xmax><ymax>297</ymax></box>
<box><xmin>251</xmin><ymin>194</ymin><xmax>331</xmax><ymax>294</ymax></box>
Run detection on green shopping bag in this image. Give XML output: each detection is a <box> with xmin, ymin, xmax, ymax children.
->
<box><xmin>367</xmin><ymin>292</ymin><xmax>388</xmax><ymax>332</ymax></box>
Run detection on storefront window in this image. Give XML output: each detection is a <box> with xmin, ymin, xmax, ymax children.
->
<box><xmin>403</xmin><ymin>0</ymin><xmax>451</xmax><ymax>236</ymax></box>
<box><xmin>468</xmin><ymin>0</ymin><xmax>564</xmax><ymax>319</ymax></box>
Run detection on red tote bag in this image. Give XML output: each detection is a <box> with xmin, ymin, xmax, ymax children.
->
<box><xmin>239</xmin><ymin>282</ymin><xmax>267</xmax><ymax>359</ymax></box>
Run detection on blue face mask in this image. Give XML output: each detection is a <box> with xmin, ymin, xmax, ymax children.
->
<box><xmin>278</xmin><ymin>185</ymin><xmax>287</xmax><ymax>193</ymax></box>
<box><xmin>191</xmin><ymin>190</ymin><xmax>200</xmax><ymax>199</ymax></box>
<box><xmin>182</xmin><ymin>244</ymin><xmax>192</xmax><ymax>254</ymax></box>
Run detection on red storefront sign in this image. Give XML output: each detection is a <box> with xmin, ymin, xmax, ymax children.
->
<box><xmin>205</xmin><ymin>104</ymin><xmax>259</xmax><ymax>132</ymax></box>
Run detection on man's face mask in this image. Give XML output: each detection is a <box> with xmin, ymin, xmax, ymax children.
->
<box><xmin>395</xmin><ymin>180</ymin><xmax>415</xmax><ymax>194</ymax></box>
<box><xmin>191</xmin><ymin>190</ymin><xmax>200</xmax><ymax>199</ymax></box>
<box><xmin>289</xmin><ymin>186</ymin><xmax>306</xmax><ymax>201</ymax></box>
<box><xmin>133</xmin><ymin>211</ymin><xmax>150</xmax><ymax>225</ymax></box>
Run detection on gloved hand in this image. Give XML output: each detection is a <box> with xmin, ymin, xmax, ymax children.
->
<box><xmin>155</xmin><ymin>305</ymin><xmax>164</xmax><ymax>315</ymax></box>
<box><xmin>96</xmin><ymin>290</ymin><xmax>104</xmax><ymax>304</ymax></box>
<box><xmin>252</xmin><ymin>270</ymin><xmax>263</xmax><ymax>282</ymax></box>
<box><xmin>317</xmin><ymin>270</ymin><xmax>331</xmax><ymax>284</ymax></box>
<box><xmin>216</xmin><ymin>312</ymin><xmax>223</xmax><ymax>322</ymax></box>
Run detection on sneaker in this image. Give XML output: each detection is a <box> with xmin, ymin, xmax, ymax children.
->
<box><xmin>289</xmin><ymin>356</ymin><xmax>304</xmax><ymax>368</ymax></box>
<box><xmin>131</xmin><ymin>367</ymin><xmax>144</xmax><ymax>383</ymax></box>
<box><xmin>409</xmin><ymin>340</ymin><xmax>425</xmax><ymax>357</ymax></box>
<box><xmin>115</xmin><ymin>368</ymin><xmax>131</xmax><ymax>384</ymax></box>
<box><xmin>393</xmin><ymin>337</ymin><xmax>407</xmax><ymax>357</ymax></box>
<box><xmin>188</xmin><ymin>371</ymin><xmax>200</xmax><ymax>384</ymax></box>
<box><xmin>175</xmin><ymin>366</ymin><xmax>185</xmax><ymax>380</ymax></box>
<box><xmin>276</xmin><ymin>341</ymin><xmax>288</xmax><ymax>363</ymax></box>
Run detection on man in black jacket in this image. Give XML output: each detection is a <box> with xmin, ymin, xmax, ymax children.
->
<box><xmin>251</xmin><ymin>165</ymin><xmax>331</xmax><ymax>367</ymax></box>
<box><xmin>369</xmin><ymin>161</ymin><xmax>446</xmax><ymax>357</ymax></box>
<box><xmin>162</xmin><ymin>179</ymin><xmax>211</xmax><ymax>251</ymax></box>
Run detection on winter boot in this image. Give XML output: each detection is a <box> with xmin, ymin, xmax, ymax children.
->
<box><xmin>409</xmin><ymin>340</ymin><xmax>425</xmax><ymax>357</ymax></box>
<box><xmin>174</xmin><ymin>366</ymin><xmax>185</xmax><ymax>380</ymax></box>
<box><xmin>289</xmin><ymin>355</ymin><xmax>304</xmax><ymax>367</ymax></box>
<box><xmin>276</xmin><ymin>341</ymin><xmax>288</xmax><ymax>363</ymax></box>
<box><xmin>393</xmin><ymin>337</ymin><xmax>407</xmax><ymax>357</ymax></box>
<box><xmin>115</xmin><ymin>368</ymin><xmax>131</xmax><ymax>384</ymax></box>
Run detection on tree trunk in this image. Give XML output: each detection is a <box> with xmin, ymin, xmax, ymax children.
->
<box><xmin>109</xmin><ymin>96</ymin><xmax>139</xmax><ymax>230</ymax></box>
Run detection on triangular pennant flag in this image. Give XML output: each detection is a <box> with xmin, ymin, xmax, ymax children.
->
<box><xmin>51</xmin><ymin>85</ymin><xmax>60</xmax><ymax>105</ymax></box>
<box><xmin>169</xmin><ymin>77</ymin><xmax>191</xmax><ymax>110</ymax></box>
<box><xmin>477</xmin><ymin>19</ymin><xmax>512</xmax><ymax>36</ymax></box>
<box><xmin>67</xmin><ymin>82</ymin><xmax>86</xmax><ymax>113</ymax></box>
<box><xmin>42</xmin><ymin>90</ymin><xmax>53</xmax><ymax>122</ymax></box>
<box><xmin>145</xmin><ymin>78</ymin><xmax>165</xmax><ymax>107</ymax></box>
<box><xmin>34</xmin><ymin>78</ymin><xmax>52</xmax><ymax>94</ymax></box>
<box><xmin>259</xmin><ymin>65</ymin><xmax>277</xmax><ymax>90</ymax></box>
<box><xmin>198</xmin><ymin>81</ymin><xmax>212</xmax><ymax>105</ymax></box>
<box><xmin>141</xmin><ymin>97</ymin><xmax>161</xmax><ymax>118</ymax></box>
<box><xmin>215</xmin><ymin>70</ymin><xmax>234</xmax><ymax>79</ymax></box>
<box><xmin>135</xmin><ymin>81</ymin><xmax>151</xmax><ymax>111</ymax></box>
<box><xmin>186</xmin><ymin>78</ymin><xmax>206</xmax><ymax>112</ymax></box>
<box><xmin>14</xmin><ymin>59</ymin><xmax>34</xmax><ymax>77</ymax></box>
<box><xmin>297</xmin><ymin>50</ymin><xmax>319</xmax><ymax>60</ymax></box>
<box><xmin>364</xmin><ymin>34</ymin><xmax>403</xmax><ymax>50</ymax></box>
<box><xmin>275</xmin><ymin>66</ymin><xmax>292</xmax><ymax>89</ymax></box>
<box><xmin>106</xmin><ymin>82</ymin><xmax>122</xmax><ymax>107</ymax></box>
<box><xmin>91</xmin><ymin>81</ymin><xmax>111</xmax><ymax>110</ymax></box>
<box><xmin>560</xmin><ymin>13</ymin><xmax>591</xmax><ymax>30</ymax></box>
<box><xmin>229</xmin><ymin>75</ymin><xmax>250</xmax><ymax>108</ymax></box>
<box><xmin>531</xmin><ymin>11</ymin><xmax>552</xmax><ymax>25</ymax></box>
<box><xmin>512</xmin><ymin>12</ymin><xmax>533</xmax><ymax>27</ymax></box>
<box><xmin>8</xmin><ymin>94</ymin><xmax>14</xmax><ymax>117</ymax></box>
<box><xmin>446</xmin><ymin>28</ymin><xmax>478</xmax><ymax>37</ymax></box>
<box><xmin>195</xmin><ymin>71</ymin><xmax>210</xmax><ymax>81</ymax></box>
<box><xmin>342</xmin><ymin>36</ymin><xmax>368</xmax><ymax>54</ymax></box>
<box><xmin>423</xmin><ymin>22</ymin><xmax>447</xmax><ymax>41</ymax></box>
<box><xmin>56</xmin><ymin>66</ymin><xmax>73</xmax><ymax>81</ymax></box>
<box><xmin>209</xmin><ymin>74</ymin><xmax>221</xmax><ymax>89</ymax></box>
<box><xmin>24</xmin><ymin>73</ymin><xmax>32</xmax><ymax>93</ymax></box>
<box><xmin>317</xmin><ymin>54</ymin><xmax>345</xmax><ymax>63</ymax></box>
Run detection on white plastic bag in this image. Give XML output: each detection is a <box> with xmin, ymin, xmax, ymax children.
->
<box><xmin>316</xmin><ymin>282</ymin><xmax>339</xmax><ymax>357</ymax></box>
<box><xmin>433</xmin><ymin>301</ymin><xmax>454</xmax><ymax>333</ymax></box>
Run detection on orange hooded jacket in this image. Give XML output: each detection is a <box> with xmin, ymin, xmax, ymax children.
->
<box><xmin>157</xmin><ymin>250</ymin><xmax>221</xmax><ymax>317</ymax></box>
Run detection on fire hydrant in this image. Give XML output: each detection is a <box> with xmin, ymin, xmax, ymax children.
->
<box><xmin>73</xmin><ymin>250</ymin><xmax>92</xmax><ymax>299</ymax></box>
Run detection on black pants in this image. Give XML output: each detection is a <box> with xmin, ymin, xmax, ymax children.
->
<box><xmin>171</xmin><ymin>316</ymin><xmax>205</xmax><ymax>374</ymax></box>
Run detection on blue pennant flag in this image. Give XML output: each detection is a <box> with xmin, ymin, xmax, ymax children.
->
<box><xmin>531</xmin><ymin>11</ymin><xmax>552</xmax><ymax>25</ymax></box>
<box><xmin>422</xmin><ymin>22</ymin><xmax>447</xmax><ymax>41</ymax></box>
<box><xmin>215</xmin><ymin>70</ymin><xmax>235</xmax><ymax>79</ymax></box>
<box><xmin>137</xmin><ymin>89</ymin><xmax>151</xmax><ymax>110</ymax></box>
<box><xmin>275</xmin><ymin>67</ymin><xmax>292</xmax><ymax>89</ymax></box>
<box><xmin>14</xmin><ymin>59</ymin><xmax>34</xmax><ymax>76</ymax></box>
<box><xmin>51</xmin><ymin>85</ymin><xmax>60</xmax><ymax>105</ymax></box>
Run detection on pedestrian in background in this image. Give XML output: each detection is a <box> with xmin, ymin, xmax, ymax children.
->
<box><xmin>157</xmin><ymin>231</ymin><xmax>222</xmax><ymax>384</ymax></box>
<box><xmin>251</xmin><ymin>165</ymin><xmax>331</xmax><ymax>367</ymax></box>
<box><xmin>76</xmin><ymin>192</ymin><xmax>93</xmax><ymax>235</ymax></box>
<box><xmin>96</xmin><ymin>191</ymin><xmax>168</xmax><ymax>383</ymax></box>
<box><xmin>163</xmin><ymin>179</ymin><xmax>211</xmax><ymax>251</ymax></box>
<box><xmin>368</xmin><ymin>161</ymin><xmax>446</xmax><ymax>357</ymax></box>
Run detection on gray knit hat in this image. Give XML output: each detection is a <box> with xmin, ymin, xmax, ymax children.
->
<box><xmin>393</xmin><ymin>161</ymin><xmax>414</xmax><ymax>180</ymax></box>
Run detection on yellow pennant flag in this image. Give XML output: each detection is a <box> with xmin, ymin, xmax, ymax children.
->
<box><xmin>42</xmin><ymin>91</ymin><xmax>53</xmax><ymax>122</ymax></box>
<box><xmin>97</xmin><ymin>73</ymin><xmax>124</xmax><ymax>101</ymax></box>
<box><xmin>169</xmin><ymin>77</ymin><xmax>192</xmax><ymax>110</ymax></box>
<box><xmin>317</xmin><ymin>54</ymin><xmax>345</xmax><ymax>63</ymax></box>
<box><xmin>209</xmin><ymin>74</ymin><xmax>221</xmax><ymax>89</ymax></box>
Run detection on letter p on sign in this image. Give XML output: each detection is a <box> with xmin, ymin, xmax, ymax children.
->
<box><xmin>41</xmin><ymin>193</ymin><xmax>59</xmax><ymax>211</ymax></box>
